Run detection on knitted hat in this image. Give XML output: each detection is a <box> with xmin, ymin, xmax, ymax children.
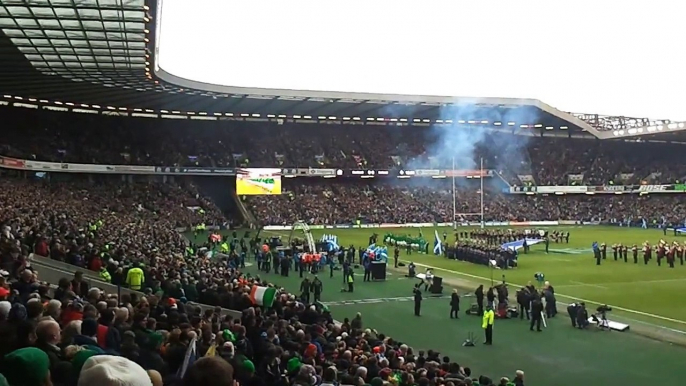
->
<box><xmin>242</xmin><ymin>359</ymin><xmax>255</xmax><ymax>374</ymax></box>
<box><xmin>379</xmin><ymin>368</ymin><xmax>392</xmax><ymax>380</ymax></box>
<box><xmin>2</xmin><ymin>347</ymin><xmax>50</xmax><ymax>386</ymax></box>
<box><xmin>287</xmin><ymin>357</ymin><xmax>302</xmax><ymax>374</ymax></box>
<box><xmin>222</xmin><ymin>329</ymin><xmax>235</xmax><ymax>342</ymax></box>
<box><xmin>78</xmin><ymin>355</ymin><xmax>152</xmax><ymax>386</ymax></box>
<box><xmin>8</xmin><ymin>303</ymin><xmax>27</xmax><ymax>321</ymax></box>
<box><xmin>304</xmin><ymin>343</ymin><xmax>317</xmax><ymax>357</ymax></box>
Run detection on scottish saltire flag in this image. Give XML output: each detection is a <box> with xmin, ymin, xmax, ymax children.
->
<box><xmin>433</xmin><ymin>230</ymin><xmax>443</xmax><ymax>255</ymax></box>
<box><xmin>177</xmin><ymin>337</ymin><xmax>197</xmax><ymax>378</ymax></box>
<box><xmin>501</xmin><ymin>238</ymin><xmax>545</xmax><ymax>251</ymax></box>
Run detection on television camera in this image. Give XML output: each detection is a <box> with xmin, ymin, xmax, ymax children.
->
<box><xmin>591</xmin><ymin>304</ymin><xmax>612</xmax><ymax>330</ymax></box>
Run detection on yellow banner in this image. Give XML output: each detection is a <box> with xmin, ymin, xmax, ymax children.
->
<box><xmin>237</xmin><ymin>168</ymin><xmax>282</xmax><ymax>195</ymax></box>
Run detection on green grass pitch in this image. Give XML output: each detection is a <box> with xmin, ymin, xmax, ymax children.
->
<box><xmin>188</xmin><ymin>225</ymin><xmax>686</xmax><ymax>386</ymax></box>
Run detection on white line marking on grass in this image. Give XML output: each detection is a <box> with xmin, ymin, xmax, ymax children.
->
<box><xmin>567</xmin><ymin>280</ymin><xmax>609</xmax><ymax>290</ymax></box>
<box><xmin>322</xmin><ymin>295</ymin><xmax>449</xmax><ymax>307</ymax></box>
<box><xmin>608</xmin><ymin>277</ymin><xmax>686</xmax><ymax>286</ymax></box>
<box><xmin>558</xmin><ymin>277</ymin><xmax>686</xmax><ymax>289</ymax></box>
<box><xmin>403</xmin><ymin>259</ymin><xmax>686</xmax><ymax>328</ymax></box>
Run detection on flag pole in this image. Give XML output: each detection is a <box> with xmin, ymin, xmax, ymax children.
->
<box><xmin>452</xmin><ymin>156</ymin><xmax>457</xmax><ymax>230</ymax></box>
<box><xmin>480</xmin><ymin>157</ymin><xmax>485</xmax><ymax>229</ymax></box>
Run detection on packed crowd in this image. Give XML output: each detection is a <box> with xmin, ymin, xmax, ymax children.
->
<box><xmin>246</xmin><ymin>180</ymin><xmax>686</xmax><ymax>226</ymax></box>
<box><xmin>2</xmin><ymin>107</ymin><xmax>685</xmax><ymax>185</ymax></box>
<box><xmin>0</xmin><ymin>176</ymin><xmax>228</xmax><ymax>288</ymax></box>
<box><xmin>0</xmin><ymin>266</ymin><xmax>524</xmax><ymax>386</ymax></box>
<box><xmin>0</xmin><ymin>180</ymin><xmax>522</xmax><ymax>386</ymax></box>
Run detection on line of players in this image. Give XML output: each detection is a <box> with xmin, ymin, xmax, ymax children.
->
<box><xmin>594</xmin><ymin>240</ymin><xmax>686</xmax><ymax>267</ymax></box>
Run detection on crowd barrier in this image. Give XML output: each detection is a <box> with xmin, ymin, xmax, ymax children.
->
<box><xmin>29</xmin><ymin>254</ymin><xmax>242</xmax><ymax>319</ymax></box>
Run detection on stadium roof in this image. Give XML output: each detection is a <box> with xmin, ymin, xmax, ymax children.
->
<box><xmin>0</xmin><ymin>0</ymin><xmax>683</xmax><ymax>141</ymax></box>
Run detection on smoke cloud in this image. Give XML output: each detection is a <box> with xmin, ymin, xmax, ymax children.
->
<box><xmin>402</xmin><ymin>103</ymin><xmax>540</xmax><ymax>179</ymax></box>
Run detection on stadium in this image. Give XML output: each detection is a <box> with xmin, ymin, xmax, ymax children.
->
<box><xmin>0</xmin><ymin>1</ymin><xmax>685</xmax><ymax>386</ymax></box>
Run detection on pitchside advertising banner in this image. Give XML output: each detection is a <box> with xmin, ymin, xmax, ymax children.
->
<box><xmin>236</xmin><ymin>168</ymin><xmax>282</xmax><ymax>195</ymax></box>
<box><xmin>0</xmin><ymin>156</ymin><xmax>492</xmax><ymax>178</ymax></box>
<box><xmin>510</xmin><ymin>184</ymin><xmax>684</xmax><ymax>194</ymax></box>
<box><xmin>1</xmin><ymin>156</ymin><xmax>685</xmax><ymax>194</ymax></box>
<box><xmin>262</xmin><ymin>221</ymin><xmax>571</xmax><ymax>230</ymax></box>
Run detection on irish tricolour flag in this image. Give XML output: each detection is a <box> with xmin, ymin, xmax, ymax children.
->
<box><xmin>249</xmin><ymin>286</ymin><xmax>277</xmax><ymax>307</ymax></box>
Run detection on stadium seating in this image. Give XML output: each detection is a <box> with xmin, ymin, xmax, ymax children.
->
<box><xmin>2</xmin><ymin>107</ymin><xmax>686</xmax><ymax>185</ymax></box>
<box><xmin>245</xmin><ymin>180</ymin><xmax>686</xmax><ymax>226</ymax></box>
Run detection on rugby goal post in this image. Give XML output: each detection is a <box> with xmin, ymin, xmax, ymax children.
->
<box><xmin>288</xmin><ymin>221</ymin><xmax>318</xmax><ymax>253</ymax></box>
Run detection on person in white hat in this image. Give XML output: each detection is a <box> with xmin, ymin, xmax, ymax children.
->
<box><xmin>78</xmin><ymin>355</ymin><xmax>153</xmax><ymax>386</ymax></box>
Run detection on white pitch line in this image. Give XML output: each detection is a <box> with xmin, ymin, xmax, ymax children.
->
<box><xmin>403</xmin><ymin>259</ymin><xmax>686</xmax><ymax>327</ymax></box>
<box><xmin>321</xmin><ymin>295</ymin><xmax>449</xmax><ymax>307</ymax></box>
<box><xmin>601</xmin><ymin>277</ymin><xmax>686</xmax><ymax>286</ymax></box>
<box><xmin>567</xmin><ymin>280</ymin><xmax>608</xmax><ymax>290</ymax></box>
<box><xmin>558</xmin><ymin>277</ymin><xmax>686</xmax><ymax>289</ymax></box>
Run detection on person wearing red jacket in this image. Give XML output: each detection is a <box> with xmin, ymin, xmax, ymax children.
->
<box><xmin>61</xmin><ymin>301</ymin><xmax>84</xmax><ymax>325</ymax></box>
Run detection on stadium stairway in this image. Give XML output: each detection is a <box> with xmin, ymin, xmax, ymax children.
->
<box><xmin>29</xmin><ymin>254</ymin><xmax>241</xmax><ymax>319</ymax></box>
<box><xmin>493</xmin><ymin>170</ymin><xmax>514</xmax><ymax>189</ymax></box>
<box><xmin>193</xmin><ymin>176</ymin><xmax>247</xmax><ymax>224</ymax></box>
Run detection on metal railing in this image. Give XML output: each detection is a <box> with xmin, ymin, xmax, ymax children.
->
<box><xmin>30</xmin><ymin>254</ymin><xmax>241</xmax><ymax>319</ymax></box>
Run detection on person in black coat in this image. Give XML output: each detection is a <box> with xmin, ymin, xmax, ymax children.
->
<box><xmin>413</xmin><ymin>284</ymin><xmax>423</xmax><ymax>316</ymax></box>
<box><xmin>71</xmin><ymin>271</ymin><xmax>90</xmax><ymax>298</ymax></box>
<box><xmin>450</xmin><ymin>289</ymin><xmax>460</xmax><ymax>319</ymax></box>
<box><xmin>576</xmin><ymin>302</ymin><xmax>590</xmax><ymax>329</ymax></box>
<box><xmin>475</xmin><ymin>285</ymin><xmax>484</xmax><ymax>316</ymax></box>
<box><xmin>530</xmin><ymin>297</ymin><xmax>544</xmax><ymax>332</ymax></box>
<box><xmin>486</xmin><ymin>287</ymin><xmax>496</xmax><ymax>309</ymax></box>
<box><xmin>516</xmin><ymin>288</ymin><xmax>530</xmax><ymax>320</ymax></box>
<box><xmin>567</xmin><ymin>303</ymin><xmax>579</xmax><ymax>328</ymax></box>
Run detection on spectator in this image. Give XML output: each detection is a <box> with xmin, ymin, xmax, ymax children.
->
<box><xmin>183</xmin><ymin>357</ymin><xmax>235</xmax><ymax>386</ymax></box>
<box><xmin>34</xmin><ymin>320</ymin><xmax>66</xmax><ymax>370</ymax></box>
<box><xmin>0</xmin><ymin>347</ymin><xmax>52</xmax><ymax>386</ymax></box>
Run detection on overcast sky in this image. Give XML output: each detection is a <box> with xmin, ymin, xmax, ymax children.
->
<box><xmin>157</xmin><ymin>0</ymin><xmax>686</xmax><ymax>120</ymax></box>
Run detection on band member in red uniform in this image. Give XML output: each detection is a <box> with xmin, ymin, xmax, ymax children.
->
<box><xmin>642</xmin><ymin>242</ymin><xmax>650</xmax><ymax>265</ymax></box>
<box><xmin>601</xmin><ymin>243</ymin><xmax>607</xmax><ymax>260</ymax></box>
<box><xmin>678</xmin><ymin>243</ymin><xmax>684</xmax><ymax>266</ymax></box>
<box><xmin>632</xmin><ymin>244</ymin><xmax>638</xmax><ymax>264</ymax></box>
<box><xmin>656</xmin><ymin>243</ymin><xmax>665</xmax><ymax>266</ymax></box>
<box><xmin>667</xmin><ymin>244</ymin><xmax>675</xmax><ymax>268</ymax></box>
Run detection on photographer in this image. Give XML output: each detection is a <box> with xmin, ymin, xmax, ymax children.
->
<box><xmin>543</xmin><ymin>287</ymin><xmax>557</xmax><ymax>318</ymax></box>
<box><xmin>516</xmin><ymin>288</ymin><xmax>530</xmax><ymax>320</ymax></box>
<box><xmin>567</xmin><ymin>303</ymin><xmax>579</xmax><ymax>328</ymax></box>
<box><xmin>576</xmin><ymin>302</ymin><xmax>589</xmax><ymax>329</ymax></box>
<box><xmin>594</xmin><ymin>305</ymin><xmax>612</xmax><ymax>329</ymax></box>
<box><xmin>530</xmin><ymin>297</ymin><xmax>543</xmax><ymax>332</ymax></box>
